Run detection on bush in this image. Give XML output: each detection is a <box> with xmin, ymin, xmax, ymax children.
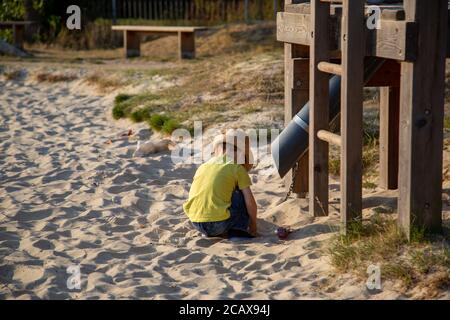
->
<box><xmin>112</xmin><ymin>103</ymin><xmax>127</xmax><ymax>120</ymax></box>
<box><xmin>114</xmin><ymin>93</ymin><xmax>133</xmax><ymax>104</ymax></box>
<box><xmin>161</xmin><ymin>118</ymin><xmax>180</xmax><ymax>135</ymax></box>
<box><xmin>130</xmin><ymin>108</ymin><xmax>151</xmax><ymax>123</ymax></box>
<box><xmin>148</xmin><ymin>114</ymin><xmax>170</xmax><ymax>131</ymax></box>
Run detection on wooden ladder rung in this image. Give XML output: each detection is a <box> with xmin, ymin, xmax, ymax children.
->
<box><xmin>317</xmin><ymin>130</ymin><xmax>342</xmax><ymax>147</ymax></box>
<box><xmin>318</xmin><ymin>61</ymin><xmax>343</xmax><ymax>76</ymax></box>
<box><xmin>320</xmin><ymin>0</ymin><xmax>343</xmax><ymax>3</ymax></box>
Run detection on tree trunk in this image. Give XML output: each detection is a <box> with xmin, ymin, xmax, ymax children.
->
<box><xmin>22</xmin><ymin>0</ymin><xmax>40</xmax><ymax>42</ymax></box>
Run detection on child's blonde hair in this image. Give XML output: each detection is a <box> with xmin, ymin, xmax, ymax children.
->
<box><xmin>212</xmin><ymin>129</ymin><xmax>254</xmax><ymax>171</ymax></box>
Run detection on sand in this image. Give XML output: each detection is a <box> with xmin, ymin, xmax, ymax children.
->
<box><xmin>0</xmin><ymin>72</ymin><xmax>448</xmax><ymax>300</ymax></box>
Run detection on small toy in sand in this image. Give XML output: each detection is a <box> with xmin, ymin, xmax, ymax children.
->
<box><xmin>122</xmin><ymin>129</ymin><xmax>134</xmax><ymax>137</ymax></box>
<box><xmin>133</xmin><ymin>139</ymin><xmax>173</xmax><ymax>157</ymax></box>
<box><xmin>276</xmin><ymin>227</ymin><xmax>292</xmax><ymax>240</ymax></box>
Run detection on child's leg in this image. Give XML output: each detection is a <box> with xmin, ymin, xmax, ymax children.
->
<box><xmin>191</xmin><ymin>221</ymin><xmax>230</xmax><ymax>237</ymax></box>
<box><xmin>228</xmin><ymin>189</ymin><xmax>250</xmax><ymax>232</ymax></box>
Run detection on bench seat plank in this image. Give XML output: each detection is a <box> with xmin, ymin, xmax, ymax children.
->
<box><xmin>111</xmin><ymin>25</ymin><xmax>206</xmax><ymax>33</ymax></box>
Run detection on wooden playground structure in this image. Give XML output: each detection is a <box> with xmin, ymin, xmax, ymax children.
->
<box><xmin>277</xmin><ymin>0</ymin><xmax>449</xmax><ymax>238</ymax></box>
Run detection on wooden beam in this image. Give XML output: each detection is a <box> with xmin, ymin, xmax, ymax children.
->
<box><xmin>124</xmin><ymin>30</ymin><xmax>140</xmax><ymax>58</ymax></box>
<box><xmin>309</xmin><ymin>0</ymin><xmax>330</xmax><ymax>217</ymax></box>
<box><xmin>317</xmin><ymin>130</ymin><xmax>342</xmax><ymax>147</ymax></box>
<box><xmin>317</xmin><ymin>61</ymin><xmax>342</xmax><ymax>76</ymax></box>
<box><xmin>398</xmin><ymin>0</ymin><xmax>447</xmax><ymax>238</ymax></box>
<box><xmin>179</xmin><ymin>31</ymin><xmax>195</xmax><ymax>59</ymax></box>
<box><xmin>379</xmin><ymin>86</ymin><xmax>400</xmax><ymax>190</ymax></box>
<box><xmin>448</xmin><ymin>11</ymin><xmax>450</xmax><ymax>57</ymax></box>
<box><xmin>277</xmin><ymin>12</ymin><xmax>311</xmax><ymax>46</ymax></box>
<box><xmin>12</xmin><ymin>25</ymin><xmax>24</xmax><ymax>50</ymax></box>
<box><xmin>284</xmin><ymin>44</ymin><xmax>310</xmax><ymax>197</ymax></box>
<box><xmin>277</xmin><ymin>12</ymin><xmax>418</xmax><ymax>61</ymax></box>
<box><xmin>340</xmin><ymin>0</ymin><xmax>365</xmax><ymax>231</ymax></box>
<box><xmin>365</xmin><ymin>20</ymin><xmax>418</xmax><ymax>61</ymax></box>
<box><xmin>365</xmin><ymin>59</ymin><xmax>400</xmax><ymax>87</ymax></box>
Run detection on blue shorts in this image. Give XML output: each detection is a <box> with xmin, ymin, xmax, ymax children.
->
<box><xmin>191</xmin><ymin>190</ymin><xmax>250</xmax><ymax>237</ymax></box>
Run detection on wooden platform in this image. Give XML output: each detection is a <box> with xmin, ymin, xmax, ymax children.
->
<box><xmin>277</xmin><ymin>2</ymin><xmax>450</xmax><ymax>61</ymax></box>
<box><xmin>279</xmin><ymin>0</ymin><xmax>448</xmax><ymax>238</ymax></box>
<box><xmin>111</xmin><ymin>25</ymin><xmax>207</xmax><ymax>59</ymax></box>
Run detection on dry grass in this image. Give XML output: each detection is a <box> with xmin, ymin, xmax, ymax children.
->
<box><xmin>109</xmin><ymin>23</ymin><xmax>284</xmax><ymax>131</ymax></box>
<box><xmin>328</xmin><ymin>106</ymin><xmax>380</xmax><ymax>178</ymax></box>
<box><xmin>2</xmin><ymin>69</ymin><xmax>22</xmax><ymax>81</ymax></box>
<box><xmin>327</xmin><ymin>215</ymin><xmax>450</xmax><ymax>297</ymax></box>
<box><xmin>85</xmin><ymin>72</ymin><xmax>123</xmax><ymax>91</ymax></box>
<box><xmin>33</xmin><ymin>72</ymin><xmax>78</xmax><ymax>83</ymax></box>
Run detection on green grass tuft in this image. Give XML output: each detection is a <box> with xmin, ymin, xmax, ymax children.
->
<box><xmin>112</xmin><ymin>103</ymin><xmax>128</xmax><ymax>120</ymax></box>
<box><xmin>130</xmin><ymin>108</ymin><xmax>151</xmax><ymax>123</ymax></box>
<box><xmin>148</xmin><ymin>114</ymin><xmax>170</xmax><ymax>131</ymax></box>
<box><xmin>327</xmin><ymin>215</ymin><xmax>450</xmax><ymax>293</ymax></box>
<box><xmin>114</xmin><ymin>94</ymin><xmax>133</xmax><ymax>104</ymax></box>
<box><xmin>161</xmin><ymin>118</ymin><xmax>180</xmax><ymax>135</ymax></box>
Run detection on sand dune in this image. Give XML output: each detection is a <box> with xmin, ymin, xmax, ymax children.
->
<box><xmin>0</xmin><ymin>77</ymin><xmax>448</xmax><ymax>300</ymax></box>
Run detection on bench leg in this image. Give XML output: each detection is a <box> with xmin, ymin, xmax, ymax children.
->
<box><xmin>178</xmin><ymin>32</ymin><xmax>195</xmax><ymax>59</ymax></box>
<box><xmin>13</xmin><ymin>25</ymin><xmax>24</xmax><ymax>50</ymax></box>
<box><xmin>124</xmin><ymin>30</ymin><xmax>140</xmax><ymax>58</ymax></box>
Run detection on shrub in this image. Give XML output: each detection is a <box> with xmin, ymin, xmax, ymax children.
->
<box><xmin>112</xmin><ymin>93</ymin><xmax>134</xmax><ymax>119</ymax></box>
<box><xmin>148</xmin><ymin>114</ymin><xmax>170</xmax><ymax>131</ymax></box>
<box><xmin>129</xmin><ymin>108</ymin><xmax>151</xmax><ymax>123</ymax></box>
<box><xmin>112</xmin><ymin>103</ymin><xmax>127</xmax><ymax>120</ymax></box>
<box><xmin>161</xmin><ymin>118</ymin><xmax>180</xmax><ymax>135</ymax></box>
<box><xmin>114</xmin><ymin>94</ymin><xmax>133</xmax><ymax>104</ymax></box>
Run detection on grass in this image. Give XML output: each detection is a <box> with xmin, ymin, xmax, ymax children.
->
<box><xmin>112</xmin><ymin>93</ymin><xmax>182</xmax><ymax>135</ymax></box>
<box><xmin>110</xmin><ymin>51</ymin><xmax>284</xmax><ymax>132</ymax></box>
<box><xmin>112</xmin><ymin>94</ymin><xmax>133</xmax><ymax>120</ymax></box>
<box><xmin>161</xmin><ymin>118</ymin><xmax>181</xmax><ymax>134</ymax></box>
<box><xmin>329</xmin><ymin>109</ymin><xmax>380</xmax><ymax>177</ymax></box>
<box><xmin>444</xmin><ymin>114</ymin><xmax>450</xmax><ymax>132</ymax></box>
<box><xmin>3</xmin><ymin>69</ymin><xmax>22</xmax><ymax>81</ymax></box>
<box><xmin>148</xmin><ymin>114</ymin><xmax>170</xmax><ymax>131</ymax></box>
<box><xmin>85</xmin><ymin>72</ymin><xmax>122</xmax><ymax>90</ymax></box>
<box><xmin>327</xmin><ymin>215</ymin><xmax>450</xmax><ymax>295</ymax></box>
<box><xmin>362</xmin><ymin>180</ymin><xmax>378</xmax><ymax>190</ymax></box>
<box><xmin>34</xmin><ymin>72</ymin><xmax>78</xmax><ymax>83</ymax></box>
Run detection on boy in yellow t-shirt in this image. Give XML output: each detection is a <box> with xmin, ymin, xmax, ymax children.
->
<box><xmin>183</xmin><ymin>131</ymin><xmax>258</xmax><ymax>238</ymax></box>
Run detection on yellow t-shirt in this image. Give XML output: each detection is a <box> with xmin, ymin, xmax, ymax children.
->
<box><xmin>183</xmin><ymin>155</ymin><xmax>252</xmax><ymax>223</ymax></box>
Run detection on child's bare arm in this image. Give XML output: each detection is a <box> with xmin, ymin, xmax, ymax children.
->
<box><xmin>241</xmin><ymin>187</ymin><xmax>257</xmax><ymax>235</ymax></box>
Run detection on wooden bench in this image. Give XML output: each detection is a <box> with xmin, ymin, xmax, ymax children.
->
<box><xmin>0</xmin><ymin>21</ymin><xmax>34</xmax><ymax>50</ymax></box>
<box><xmin>111</xmin><ymin>25</ymin><xmax>207</xmax><ymax>59</ymax></box>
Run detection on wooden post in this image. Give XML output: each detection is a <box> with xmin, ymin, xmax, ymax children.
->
<box><xmin>178</xmin><ymin>31</ymin><xmax>195</xmax><ymax>59</ymax></box>
<box><xmin>340</xmin><ymin>0</ymin><xmax>365</xmax><ymax>231</ymax></box>
<box><xmin>12</xmin><ymin>25</ymin><xmax>24</xmax><ymax>50</ymax></box>
<box><xmin>124</xmin><ymin>30</ymin><xmax>141</xmax><ymax>58</ymax></box>
<box><xmin>398</xmin><ymin>0</ymin><xmax>447</xmax><ymax>238</ymax></box>
<box><xmin>379</xmin><ymin>86</ymin><xmax>399</xmax><ymax>190</ymax></box>
<box><xmin>309</xmin><ymin>0</ymin><xmax>330</xmax><ymax>216</ymax></box>
<box><xmin>284</xmin><ymin>43</ymin><xmax>309</xmax><ymax>197</ymax></box>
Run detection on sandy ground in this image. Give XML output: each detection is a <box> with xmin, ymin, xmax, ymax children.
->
<box><xmin>0</xmin><ymin>70</ymin><xmax>448</xmax><ymax>300</ymax></box>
